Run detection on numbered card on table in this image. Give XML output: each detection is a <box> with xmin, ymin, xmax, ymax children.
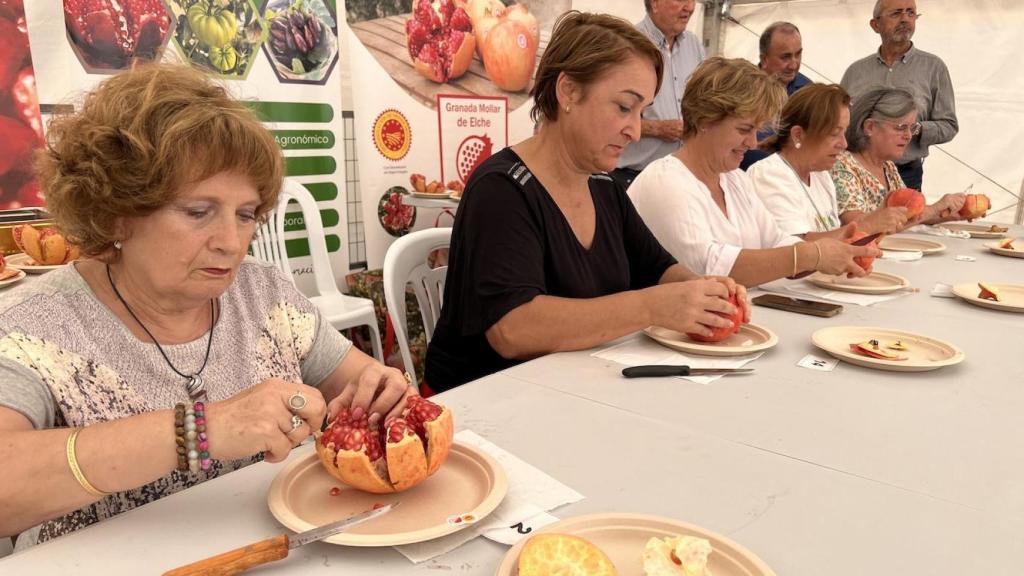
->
<box><xmin>483</xmin><ymin>509</ymin><xmax>562</xmax><ymax>546</ymax></box>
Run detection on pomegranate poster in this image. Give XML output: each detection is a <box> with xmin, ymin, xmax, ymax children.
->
<box><xmin>346</xmin><ymin>0</ymin><xmax>569</xmax><ymax>268</ymax></box>
<box><xmin>21</xmin><ymin>0</ymin><xmax>351</xmax><ymax>292</ymax></box>
<box><xmin>0</xmin><ymin>0</ymin><xmax>44</xmax><ymax>210</ymax></box>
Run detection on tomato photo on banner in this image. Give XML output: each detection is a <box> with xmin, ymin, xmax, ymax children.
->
<box><xmin>0</xmin><ymin>0</ymin><xmax>44</xmax><ymax>209</ymax></box>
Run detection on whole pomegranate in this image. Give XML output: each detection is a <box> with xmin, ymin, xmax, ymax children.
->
<box><xmin>63</xmin><ymin>0</ymin><xmax>171</xmax><ymax>68</ymax></box>
<box><xmin>848</xmin><ymin>231</ymin><xmax>878</xmax><ymax>273</ymax></box>
<box><xmin>405</xmin><ymin>0</ymin><xmax>475</xmax><ymax>84</ymax></box>
<box><xmin>958</xmin><ymin>194</ymin><xmax>990</xmax><ymax>221</ymax></box>
<box><xmin>686</xmin><ymin>293</ymin><xmax>745</xmax><ymax>343</ymax></box>
<box><xmin>481</xmin><ymin>17</ymin><xmax>538</xmax><ymax>92</ymax></box>
<box><xmin>885</xmin><ymin>187</ymin><xmax>925</xmax><ymax>220</ymax></box>
<box><xmin>316</xmin><ymin>396</ymin><xmax>454</xmax><ymax>494</ymax></box>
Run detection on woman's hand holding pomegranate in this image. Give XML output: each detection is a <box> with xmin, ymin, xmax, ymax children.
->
<box><xmin>204</xmin><ymin>379</ymin><xmax>327</xmax><ymax>464</ymax></box>
<box><xmin>328</xmin><ymin>363</ymin><xmax>414</xmax><ymax>426</ymax></box>
<box><xmin>923</xmin><ymin>193</ymin><xmax>967</xmax><ymax>223</ymax></box>
<box><xmin>813</xmin><ymin>238</ymin><xmax>882</xmax><ymax>277</ymax></box>
<box><xmin>860</xmin><ymin>206</ymin><xmax>909</xmax><ymax>234</ymax></box>
<box><xmin>644</xmin><ymin>279</ymin><xmax>737</xmax><ymax>339</ymax></box>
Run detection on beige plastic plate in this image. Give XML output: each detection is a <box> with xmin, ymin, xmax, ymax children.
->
<box><xmin>811</xmin><ymin>326</ymin><xmax>964</xmax><ymax>372</ymax></box>
<box><xmin>878</xmin><ymin>235</ymin><xmax>945</xmax><ymax>254</ymax></box>
<box><xmin>6</xmin><ymin>253</ymin><xmax>62</xmax><ymax>273</ymax></box>
<box><xmin>806</xmin><ymin>271</ymin><xmax>910</xmax><ymax>294</ymax></box>
<box><xmin>952</xmin><ymin>282</ymin><xmax>1024</xmax><ymax>313</ymax></box>
<box><xmin>985</xmin><ymin>240</ymin><xmax>1023</xmax><ymax>259</ymax></box>
<box><xmin>0</xmin><ymin>269</ymin><xmax>26</xmax><ymax>287</ymax></box>
<box><xmin>495</xmin><ymin>513</ymin><xmax>776</xmax><ymax>576</ymax></box>
<box><xmin>943</xmin><ymin>222</ymin><xmax>1008</xmax><ymax>238</ymax></box>
<box><xmin>267</xmin><ymin>442</ymin><xmax>508</xmax><ymax>546</ymax></box>
<box><xmin>644</xmin><ymin>323</ymin><xmax>778</xmax><ymax>357</ymax></box>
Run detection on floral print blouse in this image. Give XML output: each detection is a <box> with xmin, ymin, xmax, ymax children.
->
<box><xmin>830</xmin><ymin>150</ymin><xmax>906</xmax><ymax>214</ymax></box>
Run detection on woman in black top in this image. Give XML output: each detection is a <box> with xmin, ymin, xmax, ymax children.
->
<box><xmin>425</xmin><ymin>12</ymin><xmax>748</xmax><ymax>391</ymax></box>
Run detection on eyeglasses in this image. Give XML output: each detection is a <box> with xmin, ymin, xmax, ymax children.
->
<box><xmin>878</xmin><ymin>119</ymin><xmax>922</xmax><ymax>136</ymax></box>
<box><xmin>878</xmin><ymin>8</ymin><xmax>921</xmax><ymax>20</ymax></box>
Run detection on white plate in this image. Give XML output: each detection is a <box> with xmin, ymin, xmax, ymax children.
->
<box><xmin>811</xmin><ymin>326</ymin><xmax>964</xmax><ymax>372</ymax></box>
<box><xmin>943</xmin><ymin>222</ymin><xmax>1009</xmax><ymax>239</ymax></box>
<box><xmin>985</xmin><ymin>240</ymin><xmax>1024</xmax><ymax>258</ymax></box>
<box><xmin>6</xmin><ymin>253</ymin><xmax>63</xmax><ymax>273</ymax></box>
<box><xmin>644</xmin><ymin>323</ymin><xmax>778</xmax><ymax>357</ymax></box>
<box><xmin>0</xmin><ymin>269</ymin><xmax>26</xmax><ymax>287</ymax></box>
<box><xmin>806</xmin><ymin>271</ymin><xmax>910</xmax><ymax>294</ymax></box>
<box><xmin>411</xmin><ymin>191</ymin><xmax>455</xmax><ymax>199</ymax></box>
<box><xmin>878</xmin><ymin>235</ymin><xmax>945</xmax><ymax>254</ymax></box>
<box><xmin>952</xmin><ymin>282</ymin><xmax>1024</xmax><ymax>313</ymax></box>
<box><xmin>448</xmin><ymin>191</ymin><xmax>462</xmax><ymax>202</ymax></box>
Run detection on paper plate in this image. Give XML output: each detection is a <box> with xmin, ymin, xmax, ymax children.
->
<box><xmin>267</xmin><ymin>442</ymin><xmax>507</xmax><ymax>546</ymax></box>
<box><xmin>644</xmin><ymin>323</ymin><xmax>778</xmax><ymax>357</ymax></box>
<box><xmin>411</xmin><ymin>191</ymin><xmax>454</xmax><ymax>199</ymax></box>
<box><xmin>0</xmin><ymin>269</ymin><xmax>26</xmax><ymax>288</ymax></box>
<box><xmin>952</xmin><ymin>282</ymin><xmax>1024</xmax><ymax>313</ymax></box>
<box><xmin>6</xmin><ymin>253</ymin><xmax>63</xmax><ymax>274</ymax></box>
<box><xmin>811</xmin><ymin>326</ymin><xmax>964</xmax><ymax>372</ymax></box>
<box><xmin>943</xmin><ymin>222</ymin><xmax>1009</xmax><ymax>239</ymax></box>
<box><xmin>878</xmin><ymin>235</ymin><xmax>945</xmax><ymax>254</ymax></box>
<box><xmin>495</xmin><ymin>513</ymin><xmax>776</xmax><ymax>576</ymax></box>
<box><xmin>806</xmin><ymin>271</ymin><xmax>910</xmax><ymax>294</ymax></box>
<box><xmin>984</xmin><ymin>240</ymin><xmax>1023</xmax><ymax>259</ymax></box>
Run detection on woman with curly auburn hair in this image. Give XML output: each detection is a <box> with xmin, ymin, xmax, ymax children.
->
<box><xmin>0</xmin><ymin>64</ymin><xmax>411</xmax><ymax>548</ymax></box>
<box><xmin>628</xmin><ymin>57</ymin><xmax>880</xmax><ymax>287</ymax></box>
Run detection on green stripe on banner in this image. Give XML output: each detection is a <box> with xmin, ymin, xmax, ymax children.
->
<box><xmin>301</xmin><ymin>182</ymin><xmax>338</xmax><ymax>201</ymax></box>
<box><xmin>273</xmin><ymin>130</ymin><xmax>335</xmax><ymax>150</ymax></box>
<box><xmin>283</xmin><ymin>209</ymin><xmax>339</xmax><ymax>230</ymax></box>
<box><xmin>246</xmin><ymin>101</ymin><xmax>334</xmax><ymax>123</ymax></box>
<box><xmin>285</xmin><ymin>235</ymin><xmax>341</xmax><ymax>256</ymax></box>
<box><xmin>286</xmin><ymin>156</ymin><xmax>336</xmax><ymax>176</ymax></box>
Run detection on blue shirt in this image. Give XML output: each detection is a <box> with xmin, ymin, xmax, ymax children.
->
<box><xmin>617</xmin><ymin>15</ymin><xmax>705</xmax><ymax>171</ymax></box>
<box><xmin>741</xmin><ymin>72</ymin><xmax>812</xmax><ymax>171</ymax></box>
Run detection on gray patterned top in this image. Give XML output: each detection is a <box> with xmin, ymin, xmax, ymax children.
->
<box><xmin>0</xmin><ymin>258</ymin><xmax>350</xmax><ymax>548</ymax></box>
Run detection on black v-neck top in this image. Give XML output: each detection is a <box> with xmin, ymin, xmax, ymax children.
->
<box><xmin>424</xmin><ymin>148</ymin><xmax>676</xmax><ymax>391</ymax></box>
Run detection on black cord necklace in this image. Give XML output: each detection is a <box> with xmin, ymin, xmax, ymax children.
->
<box><xmin>106</xmin><ymin>264</ymin><xmax>215</xmax><ymax>401</ymax></box>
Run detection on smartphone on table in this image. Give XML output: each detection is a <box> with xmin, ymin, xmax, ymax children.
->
<box><xmin>751</xmin><ymin>294</ymin><xmax>843</xmax><ymax>318</ymax></box>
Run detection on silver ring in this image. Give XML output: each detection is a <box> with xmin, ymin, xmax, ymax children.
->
<box><xmin>287</xmin><ymin>392</ymin><xmax>307</xmax><ymax>412</ymax></box>
<box><xmin>291</xmin><ymin>414</ymin><xmax>304</xmax><ymax>430</ymax></box>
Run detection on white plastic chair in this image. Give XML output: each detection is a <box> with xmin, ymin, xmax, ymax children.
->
<box><xmin>382</xmin><ymin>227</ymin><xmax>452</xmax><ymax>392</ymax></box>
<box><xmin>252</xmin><ymin>179</ymin><xmax>382</xmax><ymax>361</ymax></box>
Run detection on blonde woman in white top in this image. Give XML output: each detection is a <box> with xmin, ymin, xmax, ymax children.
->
<box><xmin>629</xmin><ymin>58</ymin><xmax>878</xmax><ymax>287</ymax></box>
<box><xmin>748</xmin><ymin>84</ymin><xmax>889</xmax><ymax>237</ymax></box>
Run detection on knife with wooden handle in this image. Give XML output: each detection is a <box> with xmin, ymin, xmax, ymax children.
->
<box><xmin>622</xmin><ymin>365</ymin><xmax>754</xmax><ymax>378</ymax></box>
<box><xmin>162</xmin><ymin>503</ymin><xmax>398</xmax><ymax>576</ymax></box>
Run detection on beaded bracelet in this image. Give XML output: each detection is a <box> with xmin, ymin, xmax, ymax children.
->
<box><xmin>195</xmin><ymin>401</ymin><xmax>211</xmax><ymax>471</ymax></box>
<box><xmin>174</xmin><ymin>403</ymin><xmax>188</xmax><ymax>471</ymax></box>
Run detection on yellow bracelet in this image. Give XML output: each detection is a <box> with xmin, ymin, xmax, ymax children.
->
<box><xmin>792</xmin><ymin>244</ymin><xmax>799</xmax><ymax>276</ymax></box>
<box><xmin>66</xmin><ymin>428</ymin><xmax>109</xmax><ymax>498</ymax></box>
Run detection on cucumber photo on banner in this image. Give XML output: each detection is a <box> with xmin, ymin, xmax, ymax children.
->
<box><xmin>23</xmin><ymin>0</ymin><xmax>350</xmax><ymax>294</ymax></box>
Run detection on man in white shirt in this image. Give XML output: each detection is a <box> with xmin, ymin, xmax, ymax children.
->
<box><xmin>610</xmin><ymin>0</ymin><xmax>705</xmax><ymax>189</ymax></box>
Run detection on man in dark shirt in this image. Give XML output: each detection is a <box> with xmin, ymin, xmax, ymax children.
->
<box><xmin>741</xmin><ymin>21</ymin><xmax>812</xmax><ymax>170</ymax></box>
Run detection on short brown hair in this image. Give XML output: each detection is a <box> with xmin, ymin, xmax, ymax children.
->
<box><xmin>681</xmin><ymin>56</ymin><xmax>787</xmax><ymax>139</ymax></box>
<box><xmin>761</xmin><ymin>84</ymin><xmax>850</xmax><ymax>152</ymax></box>
<box><xmin>36</xmin><ymin>63</ymin><xmax>283</xmax><ymax>257</ymax></box>
<box><xmin>530</xmin><ymin>11</ymin><xmax>664</xmax><ymax>124</ymax></box>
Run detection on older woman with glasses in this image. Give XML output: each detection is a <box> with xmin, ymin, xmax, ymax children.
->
<box><xmin>831</xmin><ymin>87</ymin><xmax>965</xmax><ymax>233</ymax></box>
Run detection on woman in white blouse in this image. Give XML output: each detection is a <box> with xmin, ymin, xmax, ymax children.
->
<box><xmin>628</xmin><ymin>58</ymin><xmax>879</xmax><ymax>287</ymax></box>
<box><xmin>748</xmin><ymin>84</ymin><xmax>909</xmax><ymax>236</ymax></box>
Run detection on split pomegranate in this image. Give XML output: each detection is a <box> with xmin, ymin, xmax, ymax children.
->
<box><xmin>848</xmin><ymin>231</ymin><xmax>878</xmax><ymax>273</ymax></box>
<box><xmin>405</xmin><ymin>0</ymin><xmax>475</xmax><ymax>84</ymax></box>
<box><xmin>12</xmin><ymin>224</ymin><xmax>80</xmax><ymax>265</ymax></box>
<box><xmin>481</xmin><ymin>16</ymin><xmax>538</xmax><ymax>92</ymax></box>
<box><xmin>958</xmin><ymin>194</ymin><xmax>990</xmax><ymax>221</ymax></box>
<box><xmin>885</xmin><ymin>187</ymin><xmax>925</xmax><ymax>220</ymax></box>
<box><xmin>687</xmin><ymin>293</ymin><xmax>745</xmax><ymax>343</ymax></box>
<box><xmin>316</xmin><ymin>396</ymin><xmax>454</xmax><ymax>494</ymax></box>
<box><xmin>63</xmin><ymin>0</ymin><xmax>171</xmax><ymax>68</ymax></box>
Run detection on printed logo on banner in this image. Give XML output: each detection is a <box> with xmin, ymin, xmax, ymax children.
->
<box><xmin>373</xmin><ymin>109</ymin><xmax>412</xmax><ymax>161</ymax></box>
<box><xmin>437</xmin><ymin>95</ymin><xmax>507</xmax><ymax>185</ymax></box>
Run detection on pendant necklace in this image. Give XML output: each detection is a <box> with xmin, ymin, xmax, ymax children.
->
<box><xmin>106</xmin><ymin>264</ymin><xmax>215</xmax><ymax>401</ymax></box>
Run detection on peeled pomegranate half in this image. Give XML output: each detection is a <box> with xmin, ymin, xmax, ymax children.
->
<box><xmin>687</xmin><ymin>293</ymin><xmax>745</xmax><ymax>343</ymax></box>
<box><xmin>406</xmin><ymin>0</ymin><xmax>475</xmax><ymax>84</ymax></box>
<box><xmin>885</xmin><ymin>187</ymin><xmax>925</xmax><ymax>220</ymax></box>
<box><xmin>316</xmin><ymin>396</ymin><xmax>454</xmax><ymax>494</ymax></box>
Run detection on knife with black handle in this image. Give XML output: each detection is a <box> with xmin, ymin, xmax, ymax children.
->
<box><xmin>621</xmin><ymin>365</ymin><xmax>754</xmax><ymax>378</ymax></box>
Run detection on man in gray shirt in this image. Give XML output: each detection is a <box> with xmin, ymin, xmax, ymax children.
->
<box><xmin>611</xmin><ymin>0</ymin><xmax>705</xmax><ymax>189</ymax></box>
<box><xmin>840</xmin><ymin>0</ymin><xmax>957</xmax><ymax>190</ymax></box>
